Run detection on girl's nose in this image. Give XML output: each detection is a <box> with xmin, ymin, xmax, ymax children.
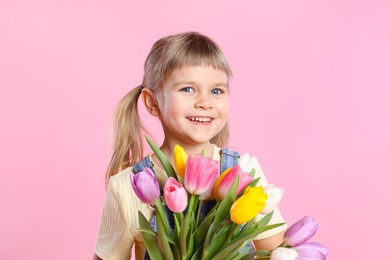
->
<box><xmin>194</xmin><ymin>94</ymin><xmax>213</xmax><ymax>110</ymax></box>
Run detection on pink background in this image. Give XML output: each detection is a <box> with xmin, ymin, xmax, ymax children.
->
<box><xmin>1</xmin><ymin>0</ymin><xmax>389</xmax><ymax>259</ymax></box>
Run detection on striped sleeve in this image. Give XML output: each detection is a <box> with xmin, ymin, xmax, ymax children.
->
<box><xmin>94</xmin><ymin>175</ymin><xmax>133</xmax><ymax>260</ymax></box>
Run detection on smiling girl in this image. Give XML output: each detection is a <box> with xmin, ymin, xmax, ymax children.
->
<box><xmin>94</xmin><ymin>32</ymin><xmax>286</xmax><ymax>260</ymax></box>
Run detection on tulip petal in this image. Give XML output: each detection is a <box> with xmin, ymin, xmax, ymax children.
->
<box><xmin>260</xmin><ymin>185</ymin><xmax>284</xmax><ymax>215</ymax></box>
<box><xmin>284</xmin><ymin>216</ymin><xmax>319</xmax><ymax>246</ymax></box>
<box><xmin>295</xmin><ymin>242</ymin><xmax>329</xmax><ymax>256</ymax></box>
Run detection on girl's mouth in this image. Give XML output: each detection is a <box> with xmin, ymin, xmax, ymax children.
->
<box><xmin>187</xmin><ymin>117</ymin><xmax>213</xmax><ymax>123</ymax></box>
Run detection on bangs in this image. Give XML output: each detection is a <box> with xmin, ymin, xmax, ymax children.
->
<box><xmin>164</xmin><ymin>39</ymin><xmax>232</xmax><ymax>77</ymax></box>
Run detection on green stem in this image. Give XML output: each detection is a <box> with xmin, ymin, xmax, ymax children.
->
<box><xmin>195</xmin><ymin>199</ymin><xmax>203</xmax><ymax>226</ymax></box>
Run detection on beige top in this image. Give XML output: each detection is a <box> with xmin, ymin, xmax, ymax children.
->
<box><xmin>95</xmin><ymin>145</ymin><xmax>287</xmax><ymax>260</ymax></box>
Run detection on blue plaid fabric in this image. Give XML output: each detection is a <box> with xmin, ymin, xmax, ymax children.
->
<box><xmin>132</xmin><ymin>148</ymin><xmax>254</xmax><ymax>259</ymax></box>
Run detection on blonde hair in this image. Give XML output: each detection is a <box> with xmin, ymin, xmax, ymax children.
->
<box><xmin>106</xmin><ymin>32</ymin><xmax>232</xmax><ymax>182</ymax></box>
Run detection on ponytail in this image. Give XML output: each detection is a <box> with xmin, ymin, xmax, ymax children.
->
<box><xmin>105</xmin><ymin>86</ymin><xmax>146</xmax><ymax>185</ymax></box>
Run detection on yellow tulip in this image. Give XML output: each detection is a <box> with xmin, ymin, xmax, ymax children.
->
<box><xmin>173</xmin><ymin>144</ymin><xmax>188</xmax><ymax>178</ymax></box>
<box><xmin>230</xmin><ymin>186</ymin><xmax>268</xmax><ymax>224</ymax></box>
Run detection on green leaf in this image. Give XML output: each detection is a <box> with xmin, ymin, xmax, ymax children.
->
<box><xmin>145</xmin><ymin>135</ymin><xmax>178</xmax><ymax>180</ymax></box>
<box><xmin>210</xmin><ymin>223</ymin><xmax>285</xmax><ymax>260</ymax></box>
<box><xmin>249</xmin><ymin>168</ymin><xmax>256</xmax><ymax>178</ymax></box>
<box><xmin>206</xmin><ymin>222</ymin><xmax>234</xmax><ymax>259</ymax></box>
<box><xmin>257</xmin><ymin>211</ymin><xmax>274</xmax><ymax>227</ymax></box>
<box><xmin>190</xmin><ymin>243</ymin><xmax>204</xmax><ymax>260</ymax></box>
<box><xmin>156</xmin><ymin>208</ymin><xmax>174</xmax><ymax>259</ymax></box>
<box><xmin>138</xmin><ymin>211</ymin><xmax>164</xmax><ymax>260</ymax></box>
<box><xmin>238</xmin><ymin>219</ymin><xmax>254</xmax><ymax>237</ymax></box>
<box><xmin>187</xmin><ymin>220</ymin><xmax>195</xmax><ymax>259</ymax></box>
<box><xmin>203</xmin><ymin>176</ymin><xmax>239</xmax><ymax>259</ymax></box>
<box><xmin>193</xmin><ymin>207</ymin><xmax>216</xmax><ymax>249</ymax></box>
<box><xmin>213</xmin><ymin>175</ymin><xmax>239</xmax><ymax>224</ymax></box>
<box><xmin>173</xmin><ymin>213</ymin><xmax>181</xmax><ymax>247</ymax></box>
<box><xmin>181</xmin><ymin>195</ymin><xmax>197</xmax><ymax>259</ymax></box>
<box><xmin>155</xmin><ymin>199</ymin><xmax>170</xmax><ymax>236</ymax></box>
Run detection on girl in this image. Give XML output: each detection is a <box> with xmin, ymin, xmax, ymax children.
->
<box><xmin>94</xmin><ymin>32</ymin><xmax>286</xmax><ymax>260</ymax></box>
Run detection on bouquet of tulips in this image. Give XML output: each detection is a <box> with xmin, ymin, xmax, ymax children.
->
<box><xmin>130</xmin><ymin>137</ymin><xmax>286</xmax><ymax>260</ymax></box>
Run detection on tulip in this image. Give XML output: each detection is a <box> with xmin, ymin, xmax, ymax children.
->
<box><xmin>130</xmin><ymin>167</ymin><xmax>160</xmax><ymax>204</ymax></box>
<box><xmin>213</xmin><ymin>165</ymin><xmax>254</xmax><ymax>200</ymax></box>
<box><xmin>295</xmin><ymin>242</ymin><xmax>329</xmax><ymax>259</ymax></box>
<box><xmin>164</xmin><ymin>177</ymin><xmax>188</xmax><ymax>213</ymax></box>
<box><xmin>184</xmin><ymin>154</ymin><xmax>219</xmax><ymax>199</ymax></box>
<box><xmin>174</xmin><ymin>144</ymin><xmax>188</xmax><ymax>178</ymax></box>
<box><xmin>239</xmin><ymin>153</ymin><xmax>259</xmax><ymax>174</ymax></box>
<box><xmin>284</xmin><ymin>216</ymin><xmax>319</xmax><ymax>246</ymax></box>
<box><xmin>270</xmin><ymin>247</ymin><xmax>298</xmax><ymax>260</ymax></box>
<box><xmin>260</xmin><ymin>184</ymin><xmax>284</xmax><ymax>215</ymax></box>
<box><xmin>230</xmin><ymin>186</ymin><xmax>267</xmax><ymax>224</ymax></box>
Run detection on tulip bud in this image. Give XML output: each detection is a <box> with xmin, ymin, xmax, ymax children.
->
<box><xmin>130</xmin><ymin>167</ymin><xmax>160</xmax><ymax>204</ymax></box>
<box><xmin>174</xmin><ymin>145</ymin><xmax>188</xmax><ymax>178</ymax></box>
<box><xmin>230</xmin><ymin>186</ymin><xmax>267</xmax><ymax>224</ymax></box>
<box><xmin>213</xmin><ymin>165</ymin><xmax>254</xmax><ymax>200</ymax></box>
<box><xmin>284</xmin><ymin>216</ymin><xmax>319</xmax><ymax>246</ymax></box>
<box><xmin>184</xmin><ymin>154</ymin><xmax>219</xmax><ymax>199</ymax></box>
<box><xmin>164</xmin><ymin>177</ymin><xmax>188</xmax><ymax>213</ymax></box>
<box><xmin>270</xmin><ymin>247</ymin><xmax>298</xmax><ymax>260</ymax></box>
<box><xmin>260</xmin><ymin>184</ymin><xmax>284</xmax><ymax>215</ymax></box>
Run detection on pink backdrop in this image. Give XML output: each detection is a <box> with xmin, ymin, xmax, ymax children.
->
<box><xmin>1</xmin><ymin>1</ymin><xmax>389</xmax><ymax>259</ymax></box>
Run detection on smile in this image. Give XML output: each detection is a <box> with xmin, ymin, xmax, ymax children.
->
<box><xmin>187</xmin><ymin>117</ymin><xmax>213</xmax><ymax>123</ymax></box>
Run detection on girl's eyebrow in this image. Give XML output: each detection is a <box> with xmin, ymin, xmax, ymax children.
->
<box><xmin>173</xmin><ymin>81</ymin><xmax>228</xmax><ymax>88</ymax></box>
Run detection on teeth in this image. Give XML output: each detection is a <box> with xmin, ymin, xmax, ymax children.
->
<box><xmin>189</xmin><ymin>117</ymin><xmax>211</xmax><ymax>122</ymax></box>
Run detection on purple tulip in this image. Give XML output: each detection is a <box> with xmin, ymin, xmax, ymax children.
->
<box><xmin>130</xmin><ymin>167</ymin><xmax>160</xmax><ymax>204</ymax></box>
<box><xmin>295</xmin><ymin>242</ymin><xmax>329</xmax><ymax>259</ymax></box>
<box><xmin>164</xmin><ymin>177</ymin><xmax>188</xmax><ymax>213</ymax></box>
<box><xmin>284</xmin><ymin>216</ymin><xmax>319</xmax><ymax>246</ymax></box>
<box><xmin>184</xmin><ymin>154</ymin><xmax>219</xmax><ymax>199</ymax></box>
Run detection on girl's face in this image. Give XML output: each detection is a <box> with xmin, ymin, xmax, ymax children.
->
<box><xmin>157</xmin><ymin>65</ymin><xmax>229</xmax><ymax>147</ymax></box>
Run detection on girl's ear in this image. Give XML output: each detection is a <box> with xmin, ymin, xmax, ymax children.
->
<box><xmin>141</xmin><ymin>88</ymin><xmax>160</xmax><ymax>117</ymax></box>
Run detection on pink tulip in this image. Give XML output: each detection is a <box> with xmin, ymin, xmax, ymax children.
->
<box><xmin>164</xmin><ymin>177</ymin><xmax>188</xmax><ymax>213</ymax></box>
<box><xmin>184</xmin><ymin>154</ymin><xmax>219</xmax><ymax>199</ymax></box>
<box><xmin>295</xmin><ymin>242</ymin><xmax>329</xmax><ymax>259</ymax></box>
<box><xmin>215</xmin><ymin>165</ymin><xmax>254</xmax><ymax>200</ymax></box>
<box><xmin>130</xmin><ymin>167</ymin><xmax>160</xmax><ymax>204</ymax></box>
<box><xmin>284</xmin><ymin>216</ymin><xmax>319</xmax><ymax>246</ymax></box>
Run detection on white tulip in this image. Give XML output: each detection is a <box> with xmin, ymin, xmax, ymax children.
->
<box><xmin>239</xmin><ymin>153</ymin><xmax>259</xmax><ymax>174</ymax></box>
<box><xmin>270</xmin><ymin>247</ymin><xmax>298</xmax><ymax>260</ymax></box>
<box><xmin>261</xmin><ymin>184</ymin><xmax>284</xmax><ymax>215</ymax></box>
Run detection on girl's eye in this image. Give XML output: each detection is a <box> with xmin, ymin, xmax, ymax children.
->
<box><xmin>211</xmin><ymin>88</ymin><xmax>224</xmax><ymax>95</ymax></box>
<box><xmin>180</xmin><ymin>87</ymin><xmax>195</xmax><ymax>93</ymax></box>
